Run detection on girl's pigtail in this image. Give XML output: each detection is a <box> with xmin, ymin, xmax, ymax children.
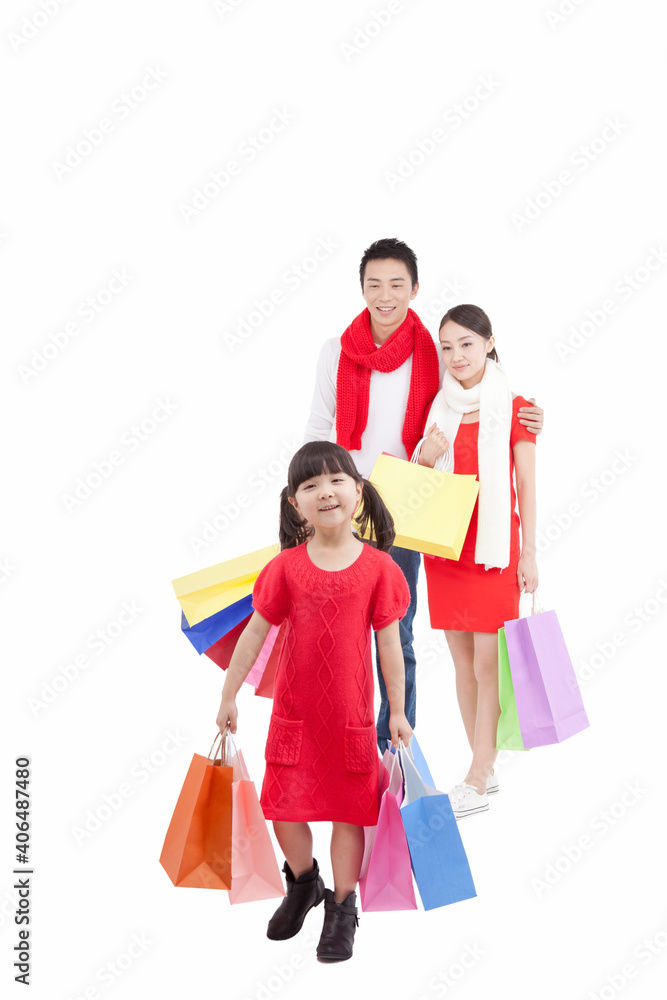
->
<box><xmin>356</xmin><ymin>479</ymin><xmax>395</xmax><ymax>553</ymax></box>
<box><xmin>279</xmin><ymin>486</ymin><xmax>312</xmax><ymax>550</ymax></box>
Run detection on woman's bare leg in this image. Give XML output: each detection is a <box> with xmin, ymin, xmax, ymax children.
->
<box><xmin>462</xmin><ymin>631</ymin><xmax>500</xmax><ymax>794</ymax></box>
<box><xmin>444</xmin><ymin>630</ymin><xmax>476</xmax><ymax>749</ymax></box>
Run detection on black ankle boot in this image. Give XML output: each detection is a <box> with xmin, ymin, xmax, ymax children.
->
<box><xmin>266</xmin><ymin>860</ymin><xmax>325</xmax><ymax>941</ymax></box>
<box><xmin>316</xmin><ymin>889</ymin><xmax>359</xmax><ymax>962</ymax></box>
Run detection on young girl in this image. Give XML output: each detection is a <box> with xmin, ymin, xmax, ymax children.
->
<box><xmin>415</xmin><ymin>304</ymin><xmax>537</xmax><ymax>819</ymax></box>
<box><xmin>216</xmin><ymin>441</ymin><xmax>412</xmax><ymax>963</ymax></box>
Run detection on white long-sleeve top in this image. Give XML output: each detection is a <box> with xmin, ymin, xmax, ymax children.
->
<box><xmin>303</xmin><ymin>337</ymin><xmax>414</xmax><ymax>478</ymax></box>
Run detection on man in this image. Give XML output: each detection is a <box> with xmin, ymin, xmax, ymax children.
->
<box><xmin>304</xmin><ymin>238</ymin><xmax>542</xmax><ymax>751</ymax></box>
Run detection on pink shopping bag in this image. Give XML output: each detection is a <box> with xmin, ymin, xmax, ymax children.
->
<box><xmin>228</xmin><ymin>742</ymin><xmax>285</xmax><ymax>904</ymax></box>
<box><xmin>359</xmin><ymin>762</ymin><xmax>390</xmax><ymax>880</ymax></box>
<box><xmin>254</xmin><ymin>621</ymin><xmax>286</xmax><ymax>699</ymax></box>
<box><xmin>358</xmin><ymin>751</ymin><xmax>417</xmax><ymax>912</ymax></box>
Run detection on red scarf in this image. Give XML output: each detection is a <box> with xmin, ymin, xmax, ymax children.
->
<box><xmin>336</xmin><ymin>308</ymin><xmax>440</xmax><ymax>457</ymax></box>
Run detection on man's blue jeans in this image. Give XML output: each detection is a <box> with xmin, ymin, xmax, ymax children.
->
<box><xmin>375</xmin><ymin>545</ymin><xmax>420</xmax><ymax>752</ymax></box>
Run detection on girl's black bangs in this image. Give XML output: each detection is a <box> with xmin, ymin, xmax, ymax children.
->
<box><xmin>287</xmin><ymin>442</ymin><xmax>360</xmax><ymax>493</ymax></box>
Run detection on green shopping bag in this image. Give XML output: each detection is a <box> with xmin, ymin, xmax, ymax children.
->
<box><xmin>496</xmin><ymin>627</ymin><xmax>526</xmax><ymax>751</ymax></box>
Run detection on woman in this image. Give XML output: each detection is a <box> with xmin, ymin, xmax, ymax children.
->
<box><xmin>414</xmin><ymin>304</ymin><xmax>537</xmax><ymax>818</ymax></box>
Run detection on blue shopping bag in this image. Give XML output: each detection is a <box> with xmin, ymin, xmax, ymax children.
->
<box><xmin>181</xmin><ymin>595</ymin><xmax>253</xmax><ymax>654</ymax></box>
<box><xmin>405</xmin><ymin>733</ymin><xmax>435</xmax><ymax>788</ymax></box>
<box><xmin>399</xmin><ymin>746</ymin><xmax>476</xmax><ymax>910</ymax></box>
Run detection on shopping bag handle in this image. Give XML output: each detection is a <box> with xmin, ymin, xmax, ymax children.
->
<box><xmin>225</xmin><ymin>729</ymin><xmax>251</xmax><ymax>781</ymax></box>
<box><xmin>409</xmin><ymin>437</ymin><xmax>449</xmax><ymax>472</ymax></box>
<box><xmin>394</xmin><ymin>737</ymin><xmax>416</xmax><ymax>776</ymax></box>
<box><xmin>208</xmin><ymin>727</ymin><xmax>233</xmax><ymax>765</ymax></box>
<box><xmin>388</xmin><ymin>743</ymin><xmax>402</xmax><ymax>783</ymax></box>
<box><xmin>519</xmin><ymin>590</ymin><xmax>544</xmax><ymax>617</ymax></box>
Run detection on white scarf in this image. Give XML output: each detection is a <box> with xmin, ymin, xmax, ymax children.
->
<box><xmin>412</xmin><ymin>358</ymin><xmax>513</xmax><ymax>570</ymax></box>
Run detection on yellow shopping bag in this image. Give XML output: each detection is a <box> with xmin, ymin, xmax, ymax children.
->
<box><xmin>358</xmin><ymin>454</ymin><xmax>479</xmax><ymax>560</ymax></box>
<box><xmin>172</xmin><ymin>545</ymin><xmax>279</xmax><ymax>626</ymax></box>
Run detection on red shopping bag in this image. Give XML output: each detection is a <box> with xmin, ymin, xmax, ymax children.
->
<box><xmin>159</xmin><ymin>734</ymin><xmax>233</xmax><ymax>889</ymax></box>
<box><xmin>204</xmin><ymin>615</ymin><xmax>252</xmax><ymax>669</ymax></box>
<box><xmin>228</xmin><ymin>743</ymin><xmax>285</xmax><ymax>904</ymax></box>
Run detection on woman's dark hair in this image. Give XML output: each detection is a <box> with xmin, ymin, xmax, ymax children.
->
<box><xmin>279</xmin><ymin>441</ymin><xmax>395</xmax><ymax>552</ymax></box>
<box><xmin>439</xmin><ymin>304</ymin><xmax>499</xmax><ymax>363</ymax></box>
<box><xmin>359</xmin><ymin>237</ymin><xmax>418</xmax><ymax>289</ymax></box>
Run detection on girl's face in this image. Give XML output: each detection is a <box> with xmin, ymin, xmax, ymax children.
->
<box><xmin>289</xmin><ymin>468</ymin><xmax>362</xmax><ymax>532</ymax></box>
<box><xmin>439</xmin><ymin>320</ymin><xmax>495</xmax><ymax>389</ymax></box>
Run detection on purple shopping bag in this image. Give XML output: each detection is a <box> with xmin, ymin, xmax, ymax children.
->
<box><xmin>504</xmin><ymin>607</ymin><xmax>589</xmax><ymax>748</ymax></box>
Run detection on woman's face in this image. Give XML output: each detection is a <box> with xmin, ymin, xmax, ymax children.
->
<box><xmin>439</xmin><ymin>320</ymin><xmax>495</xmax><ymax>389</ymax></box>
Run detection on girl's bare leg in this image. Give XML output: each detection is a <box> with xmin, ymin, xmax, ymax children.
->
<box><xmin>462</xmin><ymin>631</ymin><xmax>500</xmax><ymax>794</ymax></box>
<box><xmin>331</xmin><ymin>822</ymin><xmax>364</xmax><ymax>901</ymax></box>
<box><xmin>267</xmin><ymin>820</ymin><xmax>324</xmax><ymax>942</ymax></box>
<box><xmin>444</xmin><ymin>630</ymin><xmax>476</xmax><ymax>749</ymax></box>
<box><xmin>272</xmin><ymin>821</ymin><xmax>314</xmax><ymax>876</ymax></box>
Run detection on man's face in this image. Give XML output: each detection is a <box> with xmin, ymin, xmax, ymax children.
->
<box><xmin>362</xmin><ymin>258</ymin><xmax>418</xmax><ymax>339</ymax></box>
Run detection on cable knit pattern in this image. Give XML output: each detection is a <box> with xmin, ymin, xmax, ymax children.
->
<box><xmin>253</xmin><ymin>543</ymin><xmax>409</xmax><ymax>826</ymax></box>
<box><xmin>336</xmin><ymin>308</ymin><xmax>440</xmax><ymax>458</ymax></box>
<box><xmin>265</xmin><ymin>716</ymin><xmax>303</xmax><ymax>766</ymax></box>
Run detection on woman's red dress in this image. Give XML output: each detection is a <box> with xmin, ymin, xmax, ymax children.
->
<box><xmin>424</xmin><ymin>395</ymin><xmax>536</xmax><ymax>633</ymax></box>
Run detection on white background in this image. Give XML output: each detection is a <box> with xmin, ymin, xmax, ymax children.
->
<box><xmin>3</xmin><ymin>1</ymin><xmax>665</xmax><ymax>998</ymax></box>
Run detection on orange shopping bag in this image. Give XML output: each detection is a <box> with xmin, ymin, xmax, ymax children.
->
<box><xmin>160</xmin><ymin>733</ymin><xmax>233</xmax><ymax>889</ymax></box>
<box><xmin>228</xmin><ymin>740</ymin><xmax>285</xmax><ymax>904</ymax></box>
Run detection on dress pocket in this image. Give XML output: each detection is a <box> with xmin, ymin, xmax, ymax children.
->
<box><xmin>265</xmin><ymin>715</ymin><xmax>303</xmax><ymax>767</ymax></box>
<box><xmin>344</xmin><ymin>722</ymin><xmax>378</xmax><ymax>774</ymax></box>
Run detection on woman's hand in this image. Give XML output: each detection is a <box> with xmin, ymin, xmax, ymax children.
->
<box><xmin>517</xmin><ymin>552</ymin><xmax>538</xmax><ymax>594</ymax></box>
<box><xmin>389</xmin><ymin>712</ymin><xmax>413</xmax><ymax>749</ymax></box>
<box><xmin>216</xmin><ymin>695</ymin><xmax>238</xmax><ymax>735</ymax></box>
<box><xmin>418</xmin><ymin>423</ymin><xmax>449</xmax><ymax>467</ymax></box>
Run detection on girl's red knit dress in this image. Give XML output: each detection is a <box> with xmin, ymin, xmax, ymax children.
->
<box><xmin>254</xmin><ymin>542</ymin><xmax>409</xmax><ymax>827</ymax></box>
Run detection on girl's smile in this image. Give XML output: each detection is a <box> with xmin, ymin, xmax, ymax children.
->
<box><xmin>290</xmin><ymin>471</ymin><xmax>362</xmax><ymax>529</ymax></box>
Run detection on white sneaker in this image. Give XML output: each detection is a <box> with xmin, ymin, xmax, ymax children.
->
<box><xmin>449</xmin><ymin>783</ymin><xmax>489</xmax><ymax>819</ymax></box>
<box><xmin>486</xmin><ymin>771</ymin><xmax>499</xmax><ymax>795</ymax></box>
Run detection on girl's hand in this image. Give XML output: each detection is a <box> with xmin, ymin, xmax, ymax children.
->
<box><xmin>418</xmin><ymin>423</ymin><xmax>449</xmax><ymax>467</ymax></box>
<box><xmin>389</xmin><ymin>712</ymin><xmax>413</xmax><ymax>749</ymax></box>
<box><xmin>216</xmin><ymin>696</ymin><xmax>238</xmax><ymax>735</ymax></box>
<box><xmin>517</xmin><ymin>553</ymin><xmax>538</xmax><ymax>594</ymax></box>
